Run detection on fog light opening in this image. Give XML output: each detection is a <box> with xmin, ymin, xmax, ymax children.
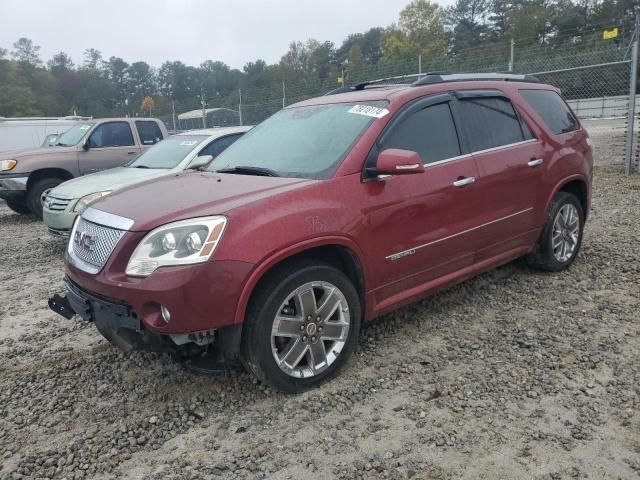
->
<box><xmin>160</xmin><ymin>305</ymin><xmax>171</xmax><ymax>324</ymax></box>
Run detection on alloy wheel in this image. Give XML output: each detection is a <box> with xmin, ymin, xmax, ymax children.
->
<box><xmin>552</xmin><ymin>203</ymin><xmax>580</xmax><ymax>263</ymax></box>
<box><xmin>270</xmin><ymin>281</ymin><xmax>350</xmax><ymax>378</ymax></box>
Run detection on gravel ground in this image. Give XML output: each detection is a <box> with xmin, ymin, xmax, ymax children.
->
<box><xmin>0</xmin><ymin>120</ymin><xmax>639</xmax><ymax>479</ymax></box>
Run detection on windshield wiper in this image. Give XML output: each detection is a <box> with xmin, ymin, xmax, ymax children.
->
<box><xmin>216</xmin><ymin>166</ymin><xmax>280</xmax><ymax>177</ymax></box>
<box><xmin>56</xmin><ymin>142</ymin><xmax>70</xmax><ymax>147</ymax></box>
<box><xmin>132</xmin><ymin>165</ymin><xmax>151</xmax><ymax>169</ymax></box>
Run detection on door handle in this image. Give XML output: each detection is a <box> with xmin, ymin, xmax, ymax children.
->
<box><xmin>127</xmin><ymin>151</ymin><xmax>137</xmax><ymax>155</ymax></box>
<box><xmin>528</xmin><ymin>158</ymin><xmax>543</xmax><ymax>167</ymax></box>
<box><xmin>453</xmin><ymin>176</ymin><xmax>476</xmax><ymax>187</ymax></box>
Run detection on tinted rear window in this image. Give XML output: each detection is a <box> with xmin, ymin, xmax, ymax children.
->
<box><xmin>520</xmin><ymin>90</ymin><xmax>578</xmax><ymax>135</ymax></box>
<box><xmin>136</xmin><ymin>121</ymin><xmax>164</xmax><ymax>145</ymax></box>
<box><xmin>458</xmin><ymin>97</ymin><xmax>525</xmax><ymax>151</ymax></box>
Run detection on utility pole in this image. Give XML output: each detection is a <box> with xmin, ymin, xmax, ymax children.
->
<box><xmin>508</xmin><ymin>39</ymin><xmax>515</xmax><ymax>72</ymax></box>
<box><xmin>624</xmin><ymin>13</ymin><xmax>639</xmax><ymax>174</ymax></box>
<box><xmin>418</xmin><ymin>54</ymin><xmax>422</xmax><ymax>75</ymax></box>
<box><xmin>238</xmin><ymin>89</ymin><xmax>243</xmax><ymax>126</ymax></box>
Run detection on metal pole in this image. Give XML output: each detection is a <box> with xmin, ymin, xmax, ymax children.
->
<box><xmin>418</xmin><ymin>54</ymin><xmax>422</xmax><ymax>75</ymax></box>
<box><xmin>282</xmin><ymin>81</ymin><xmax>286</xmax><ymax>108</ymax></box>
<box><xmin>200</xmin><ymin>89</ymin><xmax>206</xmax><ymax>129</ymax></box>
<box><xmin>624</xmin><ymin>15</ymin><xmax>639</xmax><ymax>175</ymax></box>
<box><xmin>508</xmin><ymin>39</ymin><xmax>515</xmax><ymax>72</ymax></box>
<box><xmin>341</xmin><ymin>68</ymin><xmax>345</xmax><ymax>86</ymax></box>
<box><xmin>238</xmin><ymin>89</ymin><xmax>243</xmax><ymax>126</ymax></box>
<box><xmin>171</xmin><ymin>101</ymin><xmax>176</xmax><ymax>133</ymax></box>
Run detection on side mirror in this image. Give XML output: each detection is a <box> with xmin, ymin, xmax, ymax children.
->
<box><xmin>374</xmin><ymin>149</ymin><xmax>425</xmax><ymax>176</ymax></box>
<box><xmin>188</xmin><ymin>154</ymin><xmax>213</xmax><ymax>170</ymax></box>
<box><xmin>82</xmin><ymin>140</ymin><xmax>90</xmax><ymax>151</ymax></box>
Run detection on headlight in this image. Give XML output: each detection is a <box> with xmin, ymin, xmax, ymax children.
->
<box><xmin>1</xmin><ymin>159</ymin><xmax>17</xmax><ymax>171</ymax></box>
<box><xmin>125</xmin><ymin>216</ymin><xmax>227</xmax><ymax>277</ymax></box>
<box><xmin>74</xmin><ymin>191</ymin><xmax>111</xmax><ymax>212</ymax></box>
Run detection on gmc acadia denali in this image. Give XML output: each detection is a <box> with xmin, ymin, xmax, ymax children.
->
<box><xmin>49</xmin><ymin>73</ymin><xmax>593</xmax><ymax>392</ymax></box>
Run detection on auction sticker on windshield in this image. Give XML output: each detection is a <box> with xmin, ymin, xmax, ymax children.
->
<box><xmin>179</xmin><ymin>141</ymin><xmax>199</xmax><ymax>146</ymax></box>
<box><xmin>348</xmin><ymin>105</ymin><xmax>390</xmax><ymax>118</ymax></box>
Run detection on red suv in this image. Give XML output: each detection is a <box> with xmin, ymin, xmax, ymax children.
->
<box><xmin>49</xmin><ymin>74</ymin><xmax>593</xmax><ymax>392</ymax></box>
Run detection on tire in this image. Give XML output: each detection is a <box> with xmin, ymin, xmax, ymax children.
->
<box><xmin>241</xmin><ymin>260</ymin><xmax>362</xmax><ymax>393</ymax></box>
<box><xmin>4</xmin><ymin>197</ymin><xmax>31</xmax><ymax>215</ymax></box>
<box><xmin>528</xmin><ymin>192</ymin><xmax>584</xmax><ymax>272</ymax></box>
<box><xmin>26</xmin><ymin>177</ymin><xmax>63</xmax><ymax>219</ymax></box>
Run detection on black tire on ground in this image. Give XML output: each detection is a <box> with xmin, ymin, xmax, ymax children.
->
<box><xmin>4</xmin><ymin>197</ymin><xmax>31</xmax><ymax>215</ymax></box>
<box><xmin>240</xmin><ymin>260</ymin><xmax>362</xmax><ymax>393</ymax></box>
<box><xmin>528</xmin><ymin>191</ymin><xmax>584</xmax><ymax>272</ymax></box>
<box><xmin>26</xmin><ymin>177</ymin><xmax>63</xmax><ymax>219</ymax></box>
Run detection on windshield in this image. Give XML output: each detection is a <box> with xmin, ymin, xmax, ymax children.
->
<box><xmin>56</xmin><ymin>123</ymin><xmax>95</xmax><ymax>146</ymax></box>
<box><xmin>129</xmin><ymin>135</ymin><xmax>208</xmax><ymax>169</ymax></box>
<box><xmin>209</xmin><ymin>101</ymin><xmax>387</xmax><ymax>179</ymax></box>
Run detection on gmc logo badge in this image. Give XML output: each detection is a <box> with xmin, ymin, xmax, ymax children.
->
<box><xmin>74</xmin><ymin>231</ymin><xmax>96</xmax><ymax>253</ymax></box>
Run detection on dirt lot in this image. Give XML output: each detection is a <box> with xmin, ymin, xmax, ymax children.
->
<box><xmin>0</xmin><ymin>120</ymin><xmax>638</xmax><ymax>479</ymax></box>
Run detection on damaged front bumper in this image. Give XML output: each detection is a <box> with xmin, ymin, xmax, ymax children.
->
<box><xmin>48</xmin><ymin>277</ymin><xmax>242</xmax><ymax>365</ymax></box>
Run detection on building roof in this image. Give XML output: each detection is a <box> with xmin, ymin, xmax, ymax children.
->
<box><xmin>177</xmin><ymin>108</ymin><xmax>240</xmax><ymax>121</ymax></box>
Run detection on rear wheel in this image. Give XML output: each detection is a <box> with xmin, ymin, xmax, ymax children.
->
<box><xmin>26</xmin><ymin>177</ymin><xmax>64</xmax><ymax>219</ymax></box>
<box><xmin>3</xmin><ymin>197</ymin><xmax>31</xmax><ymax>215</ymax></box>
<box><xmin>241</xmin><ymin>261</ymin><xmax>361</xmax><ymax>393</ymax></box>
<box><xmin>528</xmin><ymin>192</ymin><xmax>584</xmax><ymax>271</ymax></box>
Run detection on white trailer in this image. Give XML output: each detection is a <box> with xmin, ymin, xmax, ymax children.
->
<box><xmin>0</xmin><ymin>116</ymin><xmax>92</xmax><ymax>153</ymax></box>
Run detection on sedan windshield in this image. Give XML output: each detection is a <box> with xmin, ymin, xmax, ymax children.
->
<box><xmin>210</xmin><ymin>101</ymin><xmax>387</xmax><ymax>179</ymax></box>
<box><xmin>56</xmin><ymin>123</ymin><xmax>95</xmax><ymax>146</ymax></box>
<box><xmin>129</xmin><ymin>135</ymin><xmax>208</xmax><ymax>169</ymax></box>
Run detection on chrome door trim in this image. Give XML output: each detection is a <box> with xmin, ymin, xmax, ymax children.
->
<box><xmin>82</xmin><ymin>207</ymin><xmax>134</xmax><ymax>231</ymax></box>
<box><xmin>385</xmin><ymin>207</ymin><xmax>534</xmax><ymax>261</ymax></box>
<box><xmin>421</xmin><ymin>139</ymin><xmax>538</xmax><ymax>170</ymax></box>
<box><xmin>470</xmin><ymin>139</ymin><xmax>538</xmax><ymax>157</ymax></box>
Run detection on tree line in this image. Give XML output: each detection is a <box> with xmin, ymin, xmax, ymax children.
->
<box><xmin>0</xmin><ymin>0</ymin><xmax>635</xmax><ymax>119</ymax></box>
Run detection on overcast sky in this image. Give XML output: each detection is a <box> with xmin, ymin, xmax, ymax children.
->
<box><xmin>0</xmin><ymin>0</ymin><xmax>455</xmax><ymax>70</ymax></box>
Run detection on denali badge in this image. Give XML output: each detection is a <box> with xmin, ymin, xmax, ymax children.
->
<box><xmin>74</xmin><ymin>230</ymin><xmax>96</xmax><ymax>253</ymax></box>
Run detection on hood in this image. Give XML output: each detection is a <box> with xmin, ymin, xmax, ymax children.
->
<box><xmin>52</xmin><ymin>167</ymin><xmax>170</xmax><ymax>199</ymax></box>
<box><xmin>0</xmin><ymin>145</ymin><xmax>78</xmax><ymax>160</ymax></box>
<box><xmin>90</xmin><ymin>171</ymin><xmax>314</xmax><ymax>232</ymax></box>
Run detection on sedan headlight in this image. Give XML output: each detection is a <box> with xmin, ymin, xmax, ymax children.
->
<box><xmin>126</xmin><ymin>216</ymin><xmax>227</xmax><ymax>277</ymax></box>
<box><xmin>74</xmin><ymin>191</ymin><xmax>112</xmax><ymax>212</ymax></box>
<box><xmin>1</xmin><ymin>159</ymin><xmax>17</xmax><ymax>171</ymax></box>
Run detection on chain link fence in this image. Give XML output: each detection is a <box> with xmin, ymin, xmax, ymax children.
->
<box><xmin>154</xmin><ymin>18</ymin><xmax>639</xmax><ymax>173</ymax></box>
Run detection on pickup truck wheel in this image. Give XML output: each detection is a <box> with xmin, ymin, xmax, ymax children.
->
<box><xmin>26</xmin><ymin>178</ymin><xmax>63</xmax><ymax>219</ymax></box>
<box><xmin>4</xmin><ymin>197</ymin><xmax>31</xmax><ymax>215</ymax></box>
<box><xmin>528</xmin><ymin>192</ymin><xmax>584</xmax><ymax>272</ymax></box>
<box><xmin>241</xmin><ymin>261</ymin><xmax>361</xmax><ymax>393</ymax></box>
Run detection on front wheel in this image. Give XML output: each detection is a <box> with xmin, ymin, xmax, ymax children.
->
<box><xmin>241</xmin><ymin>261</ymin><xmax>361</xmax><ymax>393</ymax></box>
<box><xmin>3</xmin><ymin>197</ymin><xmax>31</xmax><ymax>215</ymax></box>
<box><xmin>528</xmin><ymin>192</ymin><xmax>584</xmax><ymax>271</ymax></box>
<box><xmin>26</xmin><ymin>177</ymin><xmax>63</xmax><ymax>219</ymax></box>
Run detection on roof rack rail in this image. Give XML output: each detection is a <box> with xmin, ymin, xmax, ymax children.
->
<box><xmin>324</xmin><ymin>72</ymin><xmax>539</xmax><ymax>96</ymax></box>
<box><xmin>412</xmin><ymin>73</ymin><xmax>540</xmax><ymax>86</ymax></box>
<box><xmin>324</xmin><ymin>72</ymin><xmax>450</xmax><ymax>95</ymax></box>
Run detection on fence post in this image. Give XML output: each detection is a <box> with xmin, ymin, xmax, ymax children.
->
<box><xmin>508</xmin><ymin>39</ymin><xmax>515</xmax><ymax>72</ymax></box>
<box><xmin>418</xmin><ymin>54</ymin><xmax>422</xmax><ymax>75</ymax></box>
<box><xmin>238</xmin><ymin>89</ymin><xmax>243</xmax><ymax>126</ymax></box>
<box><xmin>171</xmin><ymin>101</ymin><xmax>177</xmax><ymax>133</ymax></box>
<box><xmin>624</xmin><ymin>14</ymin><xmax>639</xmax><ymax>175</ymax></box>
<box><xmin>282</xmin><ymin>81</ymin><xmax>286</xmax><ymax>108</ymax></box>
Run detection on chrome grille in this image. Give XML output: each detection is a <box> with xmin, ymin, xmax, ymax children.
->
<box><xmin>45</xmin><ymin>193</ymin><xmax>74</xmax><ymax>212</ymax></box>
<box><xmin>70</xmin><ymin>217</ymin><xmax>125</xmax><ymax>272</ymax></box>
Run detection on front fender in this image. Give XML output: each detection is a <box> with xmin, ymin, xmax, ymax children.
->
<box><xmin>232</xmin><ymin>235</ymin><xmax>369</xmax><ymax>324</ymax></box>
